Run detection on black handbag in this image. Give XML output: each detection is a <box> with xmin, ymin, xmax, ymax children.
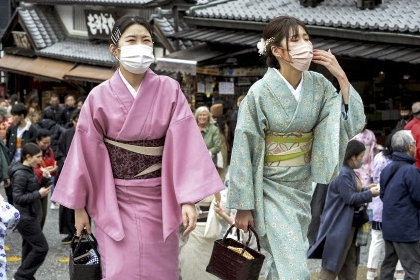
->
<box><xmin>206</xmin><ymin>224</ymin><xmax>265</xmax><ymax>280</ymax></box>
<box><xmin>352</xmin><ymin>204</ymin><xmax>369</xmax><ymax>228</ymax></box>
<box><xmin>69</xmin><ymin>229</ymin><xmax>102</xmax><ymax>280</ymax></box>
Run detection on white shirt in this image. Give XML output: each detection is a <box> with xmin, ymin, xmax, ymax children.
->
<box><xmin>273</xmin><ymin>68</ymin><xmax>303</xmax><ymax>101</ymax></box>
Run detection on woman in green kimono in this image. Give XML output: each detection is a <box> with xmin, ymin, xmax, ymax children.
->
<box><xmin>228</xmin><ymin>16</ymin><xmax>365</xmax><ymax>279</ymax></box>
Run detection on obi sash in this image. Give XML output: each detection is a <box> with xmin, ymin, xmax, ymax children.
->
<box><xmin>264</xmin><ymin>132</ymin><xmax>313</xmax><ymax>167</ymax></box>
<box><xmin>104</xmin><ymin>136</ymin><xmax>165</xmax><ymax>179</ymax></box>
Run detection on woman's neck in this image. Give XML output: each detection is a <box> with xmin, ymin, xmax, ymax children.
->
<box><xmin>279</xmin><ymin>66</ymin><xmax>302</xmax><ymax>89</ymax></box>
<box><xmin>120</xmin><ymin>67</ymin><xmax>145</xmax><ymax>91</ymax></box>
<box><xmin>198</xmin><ymin>123</ymin><xmax>207</xmax><ymax>130</ymax></box>
<box><xmin>22</xmin><ymin>161</ymin><xmax>30</xmax><ymax>167</ymax></box>
<box><xmin>18</xmin><ymin>119</ymin><xmax>27</xmax><ymax>129</ymax></box>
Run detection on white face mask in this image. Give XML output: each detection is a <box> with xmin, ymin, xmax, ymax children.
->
<box><xmin>117</xmin><ymin>45</ymin><xmax>154</xmax><ymax>74</ymax></box>
<box><xmin>283</xmin><ymin>42</ymin><xmax>313</xmax><ymax>72</ymax></box>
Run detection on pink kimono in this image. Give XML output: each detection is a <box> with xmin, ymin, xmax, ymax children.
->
<box><xmin>52</xmin><ymin>69</ymin><xmax>224</xmax><ymax>280</ymax></box>
<box><xmin>351</xmin><ymin>128</ymin><xmax>377</xmax><ymax>187</ymax></box>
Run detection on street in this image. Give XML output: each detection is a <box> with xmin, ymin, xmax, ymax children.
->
<box><xmin>2</xmin><ymin>195</ymin><xmax>376</xmax><ymax>280</ymax></box>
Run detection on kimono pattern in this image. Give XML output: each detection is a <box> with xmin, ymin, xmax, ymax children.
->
<box><xmin>52</xmin><ymin>69</ymin><xmax>224</xmax><ymax>279</ymax></box>
<box><xmin>351</xmin><ymin>128</ymin><xmax>377</xmax><ymax>187</ymax></box>
<box><xmin>0</xmin><ymin>199</ymin><xmax>20</xmax><ymax>279</ymax></box>
<box><xmin>227</xmin><ymin>68</ymin><xmax>365</xmax><ymax>279</ymax></box>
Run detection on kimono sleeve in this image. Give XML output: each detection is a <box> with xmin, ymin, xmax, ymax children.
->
<box><xmin>311</xmin><ymin>76</ymin><xmax>365</xmax><ymax>184</ymax></box>
<box><xmin>227</xmin><ymin>89</ymin><xmax>266</xmax><ymax>210</ymax></box>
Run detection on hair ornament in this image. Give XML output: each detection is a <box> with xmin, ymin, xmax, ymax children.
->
<box><xmin>111</xmin><ymin>27</ymin><xmax>121</xmax><ymax>45</ymax></box>
<box><xmin>257</xmin><ymin>37</ymin><xmax>275</xmax><ymax>56</ymax></box>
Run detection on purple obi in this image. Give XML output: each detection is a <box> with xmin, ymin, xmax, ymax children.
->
<box><xmin>104</xmin><ymin>136</ymin><xmax>165</xmax><ymax>179</ymax></box>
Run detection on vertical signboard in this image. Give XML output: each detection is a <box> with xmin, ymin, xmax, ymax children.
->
<box><xmin>85</xmin><ymin>10</ymin><xmax>119</xmax><ymax>40</ymax></box>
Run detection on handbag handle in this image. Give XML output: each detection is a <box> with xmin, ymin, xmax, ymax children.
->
<box><xmin>71</xmin><ymin>229</ymin><xmax>101</xmax><ymax>264</ymax></box>
<box><xmin>223</xmin><ymin>224</ymin><xmax>262</xmax><ymax>253</ymax></box>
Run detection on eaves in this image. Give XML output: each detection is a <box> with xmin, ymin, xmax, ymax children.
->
<box><xmin>183</xmin><ymin>17</ymin><xmax>420</xmax><ymax>47</ymax></box>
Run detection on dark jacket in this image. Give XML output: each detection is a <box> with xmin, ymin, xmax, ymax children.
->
<box><xmin>55</xmin><ymin>127</ymin><xmax>75</xmax><ymax>174</ymax></box>
<box><xmin>42</xmin><ymin>105</ymin><xmax>66</xmax><ymax>126</ymax></box>
<box><xmin>63</xmin><ymin>105</ymin><xmax>76</xmax><ymax>125</ymax></box>
<box><xmin>6</xmin><ymin>124</ymin><xmax>37</xmax><ymax>162</ymax></box>
<box><xmin>35</xmin><ymin>119</ymin><xmax>65</xmax><ymax>153</ymax></box>
<box><xmin>380</xmin><ymin>152</ymin><xmax>420</xmax><ymax>242</ymax></box>
<box><xmin>9</xmin><ymin>162</ymin><xmax>48</xmax><ymax>219</ymax></box>
<box><xmin>308</xmin><ymin>162</ymin><xmax>373</xmax><ymax>272</ymax></box>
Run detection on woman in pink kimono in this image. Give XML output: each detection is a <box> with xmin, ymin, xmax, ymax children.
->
<box><xmin>52</xmin><ymin>15</ymin><xmax>224</xmax><ymax>280</ymax></box>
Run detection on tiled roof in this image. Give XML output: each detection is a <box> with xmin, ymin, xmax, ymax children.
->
<box><xmin>37</xmin><ymin>39</ymin><xmax>114</xmax><ymax>67</ymax></box>
<box><xmin>168</xmin><ymin>27</ymin><xmax>420</xmax><ymax>64</ymax></box>
<box><xmin>187</xmin><ymin>0</ymin><xmax>420</xmax><ymax>33</ymax></box>
<box><xmin>18</xmin><ymin>0</ymin><xmax>155</xmax><ymax>4</ymax></box>
<box><xmin>17</xmin><ymin>5</ymin><xmax>65</xmax><ymax>49</ymax></box>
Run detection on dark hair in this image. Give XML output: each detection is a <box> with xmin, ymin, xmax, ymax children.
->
<box><xmin>383</xmin><ymin>128</ymin><xmax>402</xmax><ymax>158</ymax></box>
<box><xmin>77</xmin><ymin>96</ymin><xmax>87</xmax><ymax>105</ymax></box>
<box><xmin>21</xmin><ymin>142</ymin><xmax>41</xmax><ymax>163</ymax></box>
<box><xmin>65</xmin><ymin>94</ymin><xmax>75</xmax><ymax>101</ymax></box>
<box><xmin>262</xmin><ymin>16</ymin><xmax>309</xmax><ymax>68</ymax></box>
<box><xmin>43</xmin><ymin>108</ymin><xmax>55</xmax><ymax>120</ymax></box>
<box><xmin>36</xmin><ymin>128</ymin><xmax>51</xmax><ymax>141</ymax></box>
<box><xmin>71</xmin><ymin>109</ymin><xmax>81</xmax><ymax>121</ymax></box>
<box><xmin>344</xmin><ymin>139</ymin><xmax>365</xmax><ymax>162</ymax></box>
<box><xmin>50</xmin><ymin>93</ymin><xmax>59</xmax><ymax>99</ymax></box>
<box><xmin>110</xmin><ymin>14</ymin><xmax>153</xmax><ymax>46</ymax></box>
<box><xmin>11</xmin><ymin>103</ymin><xmax>28</xmax><ymax>117</ymax></box>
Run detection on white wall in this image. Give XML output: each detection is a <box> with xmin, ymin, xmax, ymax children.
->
<box><xmin>55</xmin><ymin>5</ymin><xmax>88</xmax><ymax>37</ymax></box>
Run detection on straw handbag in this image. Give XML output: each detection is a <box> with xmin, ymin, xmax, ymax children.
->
<box><xmin>206</xmin><ymin>224</ymin><xmax>265</xmax><ymax>280</ymax></box>
<box><xmin>69</xmin><ymin>229</ymin><xmax>102</xmax><ymax>280</ymax></box>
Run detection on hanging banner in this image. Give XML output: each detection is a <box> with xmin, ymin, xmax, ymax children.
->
<box><xmin>85</xmin><ymin>10</ymin><xmax>119</xmax><ymax>40</ymax></box>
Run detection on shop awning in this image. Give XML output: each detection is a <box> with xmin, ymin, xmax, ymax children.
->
<box><xmin>0</xmin><ymin>54</ymin><xmax>75</xmax><ymax>81</ymax></box>
<box><xmin>64</xmin><ymin>65</ymin><xmax>114</xmax><ymax>83</ymax></box>
<box><xmin>155</xmin><ymin>45</ymin><xmax>225</xmax><ymax>75</ymax></box>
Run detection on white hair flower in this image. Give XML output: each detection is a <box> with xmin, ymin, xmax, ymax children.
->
<box><xmin>256</xmin><ymin>37</ymin><xmax>276</xmax><ymax>56</ymax></box>
<box><xmin>257</xmin><ymin>38</ymin><xmax>265</xmax><ymax>55</ymax></box>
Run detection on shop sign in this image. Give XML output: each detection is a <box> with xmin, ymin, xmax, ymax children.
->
<box><xmin>196</xmin><ymin>67</ymin><xmax>220</xmax><ymax>76</ymax></box>
<box><xmin>85</xmin><ymin>10</ymin><xmax>118</xmax><ymax>40</ymax></box>
<box><xmin>221</xmin><ymin>67</ymin><xmax>267</xmax><ymax>77</ymax></box>
<box><xmin>11</xmin><ymin>31</ymin><xmax>31</xmax><ymax>49</ymax></box>
<box><xmin>218</xmin><ymin>82</ymin><xmax>235</xmax><ymax>95</ymax></box>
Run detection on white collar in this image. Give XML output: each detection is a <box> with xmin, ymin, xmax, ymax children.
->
<box><xmin>118</xmin><ymin>69</ymin><xmax>138</xmax><ymax>98</ymax></box>
<box><xmin>273</xmin><ymin>68</ymin><xmax>303</xmax><ymax>101</ymax></box>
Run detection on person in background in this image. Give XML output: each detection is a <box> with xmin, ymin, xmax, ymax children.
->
<box><xmin>52</xmin><ymin>15</ymin><xmax>224</xmax><ymax>279</ymax></box>
<box><xmin>76</xmin><ymin>96</ymin><xmax>86</xmax><ymax>110</ymax></box>
<box><xmin>394</xmin><ymin>103</ymin><xmax>412</xmax><ymax>130</ymax></box>
<box><xmin>404</xmin><ymin>101</ymin><xmax>420</xmax><ymax>169</ymax></box>
<box><xmin>380</xmin><ymin>130</ymin><xmax>420</xmax><ymax>279</ymax></box>
<box><xmin>351</xmin><ymin>119</ymin><xmax>377</xmax><ymax>187</ymax></box>
<box><xmin>34</xmin><ymin>129</ymin><xmax>56</xmax><ymax>229</ymax></box>
<box><xmin>62</xmin><ymin>94</ymin><xmax>76</xmax><ymax>126</ymax></box>
<box><xmin>35</xmin><ymin>109</ymin><xmax>65</xmax><ymax>154</ymax></box>
<box><xmin>55</xmin><ymin>109</ymin><xmax>80</xmax><ymax>245</ymax></box>
<box><xmin>9</xmin><ymin>142</ymin><xmax>50</xmax><ymax>280</ymax></box>
<box><xmin>6</xmin><ymin>104</ymin><xmax>37</xmax><ymax>204</ymax></box>
<box><xmin>366</xmin><ymin>129</ymin><xmax>405</xmax><ymax>280</ymax></box>
<box><xmin>0</xmin><ymin>106</ymin><xmax>12</xmax><ymax>143</ymax></box>
<box><xmin>42</xmin><ymin>94</ymin><xmax>65</xmax><ymax>126</ymax></box>
<box><xmin>0</xmin><ymin>193</ymin><xmax>20</xmax><ymax>279</ymax></box>
<box><xmin>228</xmin><ymin>94</ymin><xmax>245</xmax><ymax>149</ymax></box>
<box><xmin>210</xmin><ymin>103</ymin><xmax>228</xmax><ymax>181</ymax></box>
<box><xmin>25</xmin><ymin>95</ymin><xmax>41</xmax><ymax>126</ymax></box>
<box><xmin>229</xmin><ymin>15</ymin><xmax>365</xmax><ymax>279</ymax></box>
<box><xmin>195</xmin><ymin>106</ymin><xmax>222</xmax><ymax>165</ymax></box>
<box><xmin>309</xmin><ymin>140</ymin><xmax>380</xmax><ymax>279</ymax></box>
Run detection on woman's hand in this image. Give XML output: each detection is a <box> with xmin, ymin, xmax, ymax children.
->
<box><xmin>38</xmin><ymin>186</ymin><xmax>51</xmax><ymax>198</ymax></box>
<box><xmin>75</xmin><ymin>208</ymin><xmax>91</xmax><ymax>236</ymax></box>
<box><xmin>235</xmin><ymin>210</ymin><xmax>254</xmax><ymax>233</ymax></box>
<box><xmin>41</xmin><ymin>168</ymin><xmax>51</xmax><ymax>178</ymax></box>
<box><xmin>370</xmin><ymin>186</ymin><xmax>380</xmax><ymax>197</ymax></box>
<box><xmin>367</xmin><ymin>183</ymin><xmax>377</xmax><ymax>190</ymax></box>
<box><xmin>181</xmin><ymin>203</ymin><xmax>197</xmax><ymax>236</ymax></box>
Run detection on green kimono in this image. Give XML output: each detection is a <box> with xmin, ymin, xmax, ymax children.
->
<box><xmin>227</xmin><ymin>68</ymin><xmax>365</xmax><ymax>279</ymax></box>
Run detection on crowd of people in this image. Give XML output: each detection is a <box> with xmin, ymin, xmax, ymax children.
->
<box><xmin>0</xmin><ymin>13</ymin><xmax>419</xmax><ymax>280</ymax></box>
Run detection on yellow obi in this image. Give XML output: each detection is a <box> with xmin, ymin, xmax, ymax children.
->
<box><xmin>264</xmin><ymin>132</ymin><xmax>313</xmax><ymax>167</ymax></box>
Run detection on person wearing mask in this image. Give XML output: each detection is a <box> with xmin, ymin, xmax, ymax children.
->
<box><xmin>55</xmin><ymin>109</ymin><xmax>80</xmax><ymax>245</ymax></box>
<box><xmin>380</xmin><ymin>130</ymin><xmax>420</xmax><ymax>279</ymax></box>
<box><xmin>308</xmin><ymin>140</ymin><xmax>380</xmax><ymax>279</ymax></box>
<box><xmin>9</xmin><ymin>142</ymin><xmax>50</xmax><ymax>280</ymax></box>
<box><xmin>62</xmin><ymin>94</ymin><xmax>76</xmax><ymax>126</ymax></box>
<box><xmin>228</xmin><ymin>16</ymin><xmax>365</xmax><ymax>279</ymax></box>
<box><xmin>394</xmin><ymin>104</ymin><xmax>412</xmax><ymax>130</ymax></box>
<box><xmin>51</xmin><ymin>15</ymin><xmax>224</xmax><ymax>279</ymax></box>
<box><xmin>404</xmin><ymin>102</ymin><xmax>420</xmax><ymax>169</ymax></box>
<box><xmin>6</xmin><ymin>104</ymin><xmax>37</xmax><ymax>204</ymax></box>
<box><xmin>42</xmin><ymin>94</ymin><xmax>66</xmax><ymax>126</ymax></box>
